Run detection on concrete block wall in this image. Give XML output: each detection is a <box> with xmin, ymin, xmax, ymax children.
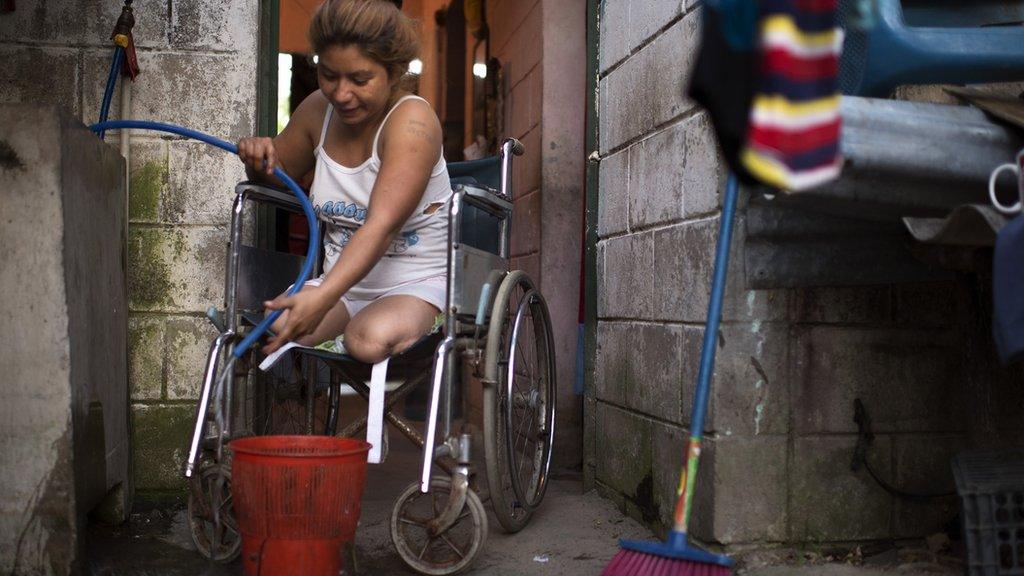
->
<box><xmin>0</xmin><ymin>1</ymin><xmax>256</xmax><ymax>496</ymax></box>
<box><xmin>593</xmin><ymin>1</ymin><xmax>1024</xmax><ymax>547</ymax></box>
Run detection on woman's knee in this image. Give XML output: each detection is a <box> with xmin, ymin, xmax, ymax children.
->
<box><xmin>343</xmin><ymin>323</ymin><xmax>395</xmax><ymax>364</ymax></box>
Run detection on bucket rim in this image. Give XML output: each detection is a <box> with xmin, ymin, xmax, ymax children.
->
<box><xmin>230</xmin><ymin>435</ymin><xmax>371</xmax><ymax>458</ymax></box>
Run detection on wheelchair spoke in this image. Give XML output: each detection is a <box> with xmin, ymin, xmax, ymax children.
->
<box><xmin>439</xmin><ymin>533</ymin><xmax>466</xmax><ymax>559</ymax></box>
<box><xmin>417</xmin><ymin>538</ymin><xmax>431</xmax><ymax>560</ymax></box>
<box><xmin>516</xmin><ymin>410</ymin><xmax>537</xmax><ymax>475</ymax></box>
<box><xmin>399</xmin><ymin>516</ymin><xmax>428</xmax><ymax>528</ymax></box>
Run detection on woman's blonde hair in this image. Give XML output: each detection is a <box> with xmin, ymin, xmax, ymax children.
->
<box><xmin>308</xmin><ymin>0</ymin><xmax>420</xmax><ymax>80</ymax></box>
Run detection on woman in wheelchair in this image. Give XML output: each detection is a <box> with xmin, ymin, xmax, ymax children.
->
<box><xmin>236</xmin><ymin>0</ymin><xmax>447</xmax><ymax>364</ymax></box>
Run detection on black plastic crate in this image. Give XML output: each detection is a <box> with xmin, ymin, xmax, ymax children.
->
<box><xmin>953</xmin><ymin>450</ymin><xmax>1024</xmax><ymax>576</ymax></box>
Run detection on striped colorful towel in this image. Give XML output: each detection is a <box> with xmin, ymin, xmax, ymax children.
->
<box><xmin>741</xmin><ymin>0</ymin><xmax>844</xmax><ymax>191</ymax></box>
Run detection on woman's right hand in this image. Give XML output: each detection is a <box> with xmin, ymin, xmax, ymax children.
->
<box><xmin>237</xmin><ymin>136</ymin><xmax>278</xmax><ymax>176</ymax></box>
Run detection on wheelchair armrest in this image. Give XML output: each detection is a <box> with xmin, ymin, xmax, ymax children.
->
<box><xmin>234</xmin><ymin>181</ymin><xmax>307</xmax><ymax>214</ymax></box>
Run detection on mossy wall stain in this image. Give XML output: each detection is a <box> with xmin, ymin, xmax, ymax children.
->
<box><xmin>127</xmin><ymin>317</ymin><xmax>165</xmax><ymax>400</ymax></box>
<box><xmin>129</xmin><ymin>159</ymin><xmax>167</xmax><ymax>222</ymax></box>
<box><xmin>128</xmin><ymin>228</ymin><xmax>177</xmax><ymax>309</ymax></box>
<box><xmin>131</xmin><ymin>404</ymin><xmax>194</xmax><ymax>493</ymax></box>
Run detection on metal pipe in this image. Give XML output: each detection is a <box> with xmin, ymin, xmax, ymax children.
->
<box><xmin>777</xmin><ymin>96</ymin><xmax>1024</xmax><ymax>220</ymax></box>
<box><xmin>185</xmin><ymin>332</ymin><xmax>233</xmax><ymax>478</ymax></box>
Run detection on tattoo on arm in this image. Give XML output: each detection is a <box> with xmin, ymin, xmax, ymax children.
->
<box><xmin>404</xmin><ymin>119</ymin><xmax>431</xmax><ymax>141</ymax></box>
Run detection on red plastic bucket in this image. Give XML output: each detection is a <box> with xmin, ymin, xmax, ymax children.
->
<box><xmin>230</xmin><ymin>435</ymin><xmax>371</xmax><ymax>576</ymax></box>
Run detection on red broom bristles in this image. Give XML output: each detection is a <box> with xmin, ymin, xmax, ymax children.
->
<box><xmin>602</xmin><ymin>549</ymin><xmax>733</xmax><ymax>576</ymax></box>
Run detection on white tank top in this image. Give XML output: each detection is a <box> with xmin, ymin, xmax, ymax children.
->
<box><xmin>309</xmin><ymin>95</ymin><xmax>451</xmax><ymax>299</ymax></box>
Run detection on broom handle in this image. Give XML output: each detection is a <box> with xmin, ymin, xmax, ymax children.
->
<box><xmin>672</xmin><ymin>173</ymin><xmax>740</xmax><ymax>534</ymax></box>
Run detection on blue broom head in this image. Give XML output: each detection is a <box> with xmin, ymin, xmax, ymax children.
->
<box><xmin>620</xmin><ymin>531</ymin><xmax>733</xmax><ymax>567</ymax></box>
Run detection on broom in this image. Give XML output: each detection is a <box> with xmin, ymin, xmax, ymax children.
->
<box><xmin>602</xmin><ymin>174</ymin><xmax>740</xmax><ymax>576</ymax></box>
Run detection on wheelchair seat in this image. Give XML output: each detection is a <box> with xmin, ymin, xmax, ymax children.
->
<box><xmin>239</xmin><ymin>310</ymin><xmax>443</xmax><ymax>367</ymax></box>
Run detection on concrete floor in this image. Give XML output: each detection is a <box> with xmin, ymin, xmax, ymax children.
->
<box><xmin>85</xmin><ymin>413</ymin><xmax>966</xmax><ymax>576</ymax></box>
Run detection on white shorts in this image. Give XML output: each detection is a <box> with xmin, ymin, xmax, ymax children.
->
<box><xmin>303</xmin><ymin>274</ymin><xmax>446</xmax><ymax>318</ymax></box>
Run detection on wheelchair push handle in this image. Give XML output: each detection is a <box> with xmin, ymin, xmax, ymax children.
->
<box><xmin>498</xmin><ymin>138</ymin><xmax>523</xmax><ymax>200</ymax></box>
<box><xmin>503</xmin><ymin>137</ymin><xmax>525</xmax><ymax>157</ymax></box>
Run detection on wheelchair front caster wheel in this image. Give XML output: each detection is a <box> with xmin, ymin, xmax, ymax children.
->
<box><xmin>187</xmin><ymin>463</ymin><xmax>241</xmax><ymax>562</ymax></box>
<box><xmin>390</xmin><ymin>477</ymin><xmax>487</xmax><ymax>575</ymax></box>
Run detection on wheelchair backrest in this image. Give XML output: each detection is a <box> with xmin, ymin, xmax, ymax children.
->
<box><xmin>447</xmin><ymin>156</ymin><xmax>500</xmax><ymax>190</ymax></box>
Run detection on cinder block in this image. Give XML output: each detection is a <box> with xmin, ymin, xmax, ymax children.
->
<box><xmin>0</xmin><ymin>46</ymin><xmax>79</xmax><ymax>117</ymax></box>
<box><xmin>129</xmin><ymin>315</ymin><xmax>165</xmax><ymax>401</ymax></box>
<box><xmin>628</xmin><ymin>113</ymin><xmax>723</xmax><ymax>228</ymax></box>
<box><xmin>628</xmin><ymin>1</ymin><xmax>685</xmax><ymax>52</ymax></box>
<box><xmin>690</xmin><ymin>434</ymin><xmax>789</xmax><ymax>544</ymax></box>
<box><xmin>598</xmin><ymin>49</ymin><xmax>643</xmax><ymax>154</ymax></box>
<box><xmin>651</xmin><ymin>218</ymin><xmax>715</xmax><ymax>323</ymax></box>
<box><xmin>893</xmin><ymin>435</ymin><xmax>964</xmax><ymax>538</ymax></box>
<box><xmin>628</xmin><ymin>121</ymin><xmax>686</xmax><ymax>228</ymax></box>
<box><xmin>706</xmin><ymin>322</ymin><xmax>790</xmax><ymax>437</ymax></box>
<box><xmin>650</xmin><ymin>421</ymin><xmax>688</xmax><ymax>534</ymax></box>
<box><xmin>82</xmin><ymin>51</ymin><xmax>256</xmax><ymax>141</ymax></box>
<box><xmin>596</xmin><ymin>402</ymin><xmax>653</xmax><ymax>500</ymax></box>
<box><xmin>170</xmin><ymin>0</ymin><xmax>258</xmax><ymax>53</ymax></box>
<box><xmin>166</xmin><ymin>316</ymin><xmax>218</xmax><ymax>400</ymax></box>
<box><xmin>795</xmin><ymin>285</ymin><xmax>892</xmax><ymax>325</ymax></box>
<box><xmin>166</xmin><ymin>140</ymin><xmax>244</xmax><ymax>225</ymax></box>
<box><xmin>893</xmin><ymin>282</ymin><xmax>957</xmax><ymax>328</ymax></box>
<box><xmin>128</xmin><ymin>140</ymin><xmax>169</xmax><ymax>224</ymax></box>
<box><xmin>680</xmin><ymin>112</ymin><xmax>723</xmax><ymax>217</ymax></box>
<box><xmin>0</xmin><ymin>1</ymin><xmax>168</xmax><ymax>48</ymax></box>
<box><xmin>595</xmin><ymin>321</ymin><xmax>684</xmax><ymax>424</ymax></box>
<box><xmin>789</xmin><ymin>435</ymin><xmax>893</xmax><ymax>541</ymax></box>
<box><xmin>595</xmin><ymin>322</ymin><xmax>630</xmax><ymax>406</ymax></box>
<box><xmin>598</xmin><ymin>148</ymin><xmax>630</xmax><ymax>237</ymax></box>
<box><xmin>598</xmin><ymin>75</ymin><xmax>612</xmax><ymax>156</ymax></box>
<box><xmin>631</xmin><ymin>323</ymin><xmax>685</xmax><ymax>424</ymax></box>
<box><xmin>598</xmin><ymin>232</ymin><xmax>653</xmax><ymax>320</ymax></box>
<box><xmin>600</xmin><ymin>0</ymin><xmax>630</xmax><ymax>73</ymax></box>
<box><xmin>722</xmin><ymin>213</ymin><xmax>790</xmax><ymax>323</ymax></box>
<box><xmin>792</xmin><ymin>327</ymin><xmax>965</xmax><ymax>434</ymax></box>
<box><xmin>128</xmin><ymin>226</ymin><xmax>227</xmax><ymax>313</ymax></box>
<box><xmin>132</xmin><ymin>404</ymin><xmax>196</xmax><ymax>491</ymax></box>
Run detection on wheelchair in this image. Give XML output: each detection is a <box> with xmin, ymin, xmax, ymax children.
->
<box><xmin>182</xmin><ymin>138</ymin><xmax>557</xmax><ymax>575</ymax></box>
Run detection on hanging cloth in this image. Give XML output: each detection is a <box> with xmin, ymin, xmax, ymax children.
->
<box><xmin>993</xmin><ymin>215</ymin><xmax>1024</xmax><ymax>365</ymax></box>
<box><xmin>740</xmin><ymin>0</ymin><xmax>844</xmax><ymax>191</ymax></box>
<box><xmin>687</xmin><ymin>0</ymin><xmax>761</xmax><ymax>185</ymax></box>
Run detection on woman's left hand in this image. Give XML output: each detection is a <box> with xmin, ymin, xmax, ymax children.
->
<box><xmin>262</xmin><ymin>288</ymin><xmax>334</xmax><ymax>353</ymax></box>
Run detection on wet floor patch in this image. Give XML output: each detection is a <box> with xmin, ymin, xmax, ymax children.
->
<box><xmin>85</xmin><ymin>505</ymin><xmax>238</xmax><ymax>576</ymax></box>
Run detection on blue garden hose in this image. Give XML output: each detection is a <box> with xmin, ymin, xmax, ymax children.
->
<box><xmin>89</xmin><ymin>119</ymin><xmax>319</xmax><ymax>359</ymax></box>
<box><xmin>97</xmin><ymin>46</ymin><xmax>125</xmax><ymax>140</ymax></box>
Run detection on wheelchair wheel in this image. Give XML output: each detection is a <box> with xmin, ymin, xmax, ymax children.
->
<box><xmin>187</xmin><ymin>463</ymin><xmax>241</xmax><ymax>562</ymax></box>
<box><xmin>390</xmin><ymin>477</ymin><xmax>487</xmax><ymax>576</ymax></box>
<box><xmin>483</xmin><ymin>270</ymin><xmax>556</xmax><ymax>533</ymax></box>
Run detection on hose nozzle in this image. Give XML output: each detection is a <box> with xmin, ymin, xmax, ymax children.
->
<box><xmin>111</xmin><ymin>3</ymin><xmax>135</xmax><ymax>47</ymax></box>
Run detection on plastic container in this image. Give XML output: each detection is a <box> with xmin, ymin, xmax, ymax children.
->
<box><xmin>230</xmin><ymin>435</ymin><xmax>371</xmax><ymax>576</ymax></box>
<box><xmin>953</xmin><ymin>450</ymin><xmax>1024</xmax><ymax>576</ymax></box>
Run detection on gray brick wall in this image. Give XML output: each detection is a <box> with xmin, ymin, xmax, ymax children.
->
<box><xmin>592</xmin><ymin>0</ymin><xmax>1023</xmax><ymax>547</ymax></box>
<box><xmin>0</xmin><ymin>1</ymin><xmax>256</xmax><ymax>494</ymax></box>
